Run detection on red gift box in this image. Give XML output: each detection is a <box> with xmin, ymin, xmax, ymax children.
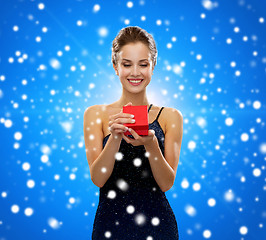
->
<box><xmin>123</xmin><ymin>105</ymin><xmax>149</xmax><ymax>136</ymax></box>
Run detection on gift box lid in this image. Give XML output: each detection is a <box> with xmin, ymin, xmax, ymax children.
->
<box><xmin>122</xmin><ymin>105</ymin><xmax>148</xmax><ymax>127</ymax></box>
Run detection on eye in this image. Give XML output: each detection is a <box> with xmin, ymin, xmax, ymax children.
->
<box><xmin>123</xmin><ymin>64</ymin><xmax>148</xmax><ymax>67</ymax></box>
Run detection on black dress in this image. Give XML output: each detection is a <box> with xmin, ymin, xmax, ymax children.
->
<box><xmin>92</xmin><ymin>104</ymin><xmax>179</xmax><ymax>240</ymax></box>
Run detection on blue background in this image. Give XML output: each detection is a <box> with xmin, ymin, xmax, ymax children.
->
<box><xmin>0</xmin><ymin>0</ymin><xmax>265</xmax><ymax>239</ymax></box>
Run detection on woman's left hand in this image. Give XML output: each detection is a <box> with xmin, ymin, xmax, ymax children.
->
<box><xmin>122</xmin><ymin>128</ymin><xmax>157</xmax><ymax>147</ymax></box>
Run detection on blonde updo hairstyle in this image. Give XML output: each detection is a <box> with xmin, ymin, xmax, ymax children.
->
<box><xmin>111</xmin><ymin>26</ymin><xmax>158</xmax><ymax>71</ymax></box>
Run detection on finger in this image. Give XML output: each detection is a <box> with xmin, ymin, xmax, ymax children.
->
<box><xmin>113</xmin><ymin>112</ymin><xmax>133</xmax><ymax>121</ymax></box>
<box><xmin>112</xmin><ymin>117</ymin><xmax>133</xmax><ymax>125</ymax></box>
<box><xmin>122</xmin><ymin>133</ymin><xmax>132</xmax><ymax>143</ymax></box>
<box><xmin>149</xmin><ymin>129</ymin><xmax>155</xmax><ymax>136</ymax></box>
<box><xmin>121</xmin><ymin>112</ymin><xmax>135</xmax><ymax>118</ymax></box>
<box><xmin>108</xmin><ymin>118</ymin><xmax>126</xmax><ymax>128</ymax></box>
<box><xmin>109</xmin><ymin>123</ymin><xmax>124</xmax><ymax>132</ymax></box>
<box><xmin>120</xmin><ymin>102</ymin><xmax>133</xmax><ymax>116</ymax></box>
<box><xmin>108</xmin><ymin>120</ymin><xmax>113</xmax><ymax>127</ymax></box>
<box><xmin>128</xmin><ymin>128</ymin><xmax>139</xmax><ymax>139</ymax></box>
<box><xmin>121</xmin><ymin>102</ymin><xmax>132</xmax><ymax>114</ymax></box>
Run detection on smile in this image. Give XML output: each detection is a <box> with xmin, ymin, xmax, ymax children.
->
<box><xmin>127</xmin><ymin>79</ymin><xmax>144</xmax><ymax>86</ymax></box>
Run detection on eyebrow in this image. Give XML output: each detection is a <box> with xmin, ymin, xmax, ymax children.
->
<box><xmin>122</xmin><ymin>58</ymin><xmax>148</xmax><ymax>62</ymax></box>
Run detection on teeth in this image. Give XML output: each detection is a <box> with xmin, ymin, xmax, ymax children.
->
<box><xmin>129</xmin><ymin>79</ymin><xmax>142</xmax><ymax>83</ymax></box>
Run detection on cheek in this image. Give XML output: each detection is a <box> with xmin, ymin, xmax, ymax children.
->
<box><xmin>121</xmin><ymin>68</ymin><xmax>130</xmax><ymax>74</ymax></box>
<box><xmin>144</xmin><ymin>70</ymin><xmax>152</xmax><ymax>76</ymax></box>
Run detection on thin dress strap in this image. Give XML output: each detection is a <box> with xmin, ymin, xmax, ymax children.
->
<box><xmin>155</xmin><ymin>107</ymin><xmax>164</xmax><ymax>121</ymax></box>
<box><xmin>148</xmin><ymin>104</ymin><xmax>153</xmax><ymax>112</ymax></box>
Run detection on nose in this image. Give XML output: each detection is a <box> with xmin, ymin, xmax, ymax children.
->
<box><xmin>131</xmin><ymin>65</ymin><xmax>141</xmax><ymax>76</ymax></box>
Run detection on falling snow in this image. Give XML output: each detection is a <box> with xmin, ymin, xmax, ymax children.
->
<box><xmin>0</xmin><ymin>0</ymin><xmax>265</xmax><ymax>239</ymax></box>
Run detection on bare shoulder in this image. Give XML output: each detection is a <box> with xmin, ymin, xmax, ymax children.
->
<box><xmin>163</xmin><ymin>107</ymin><xmax>183</xmax><ymax>117</ymax></box>
<box><xmin>163</xmin><ymin>107</ymin><xmax>183</xmax><ymax>132</ymax></box>
<box><xmin>84</xmin><ymin>104</ymin><xmax>98</xmax><ymax>116</ymax></box>
<box><xmin>83</xmin><ymin>104</ymin><xmax>107</xmax><ymax>119</ymax></box>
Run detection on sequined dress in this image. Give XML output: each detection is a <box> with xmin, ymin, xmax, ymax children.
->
<box><xmin>92</xmin><ymin>104</ymin><xmax>179</xmax><ymax>240</ymax></box>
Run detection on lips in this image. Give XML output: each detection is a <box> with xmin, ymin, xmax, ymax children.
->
<box><xmin>128</xmin><ymin>79</ymin><xmax>143</xmax><ymax>81</ymax></box>
<box><xmin>127</xmin><ymin>79</ymin><xmax>143</xmax><ymax>86</ymax></box>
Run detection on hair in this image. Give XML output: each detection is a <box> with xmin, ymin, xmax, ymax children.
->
<box><xmin>111</xmin><ymin>26</ymin><xmax>158</xmax><ymax>69</ymax></box>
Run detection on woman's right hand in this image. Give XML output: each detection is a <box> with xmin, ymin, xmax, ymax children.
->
<box><xmin>108</xmin><ymin>102</ymin><xmax>135</xmax><ymax>139</ymax></box>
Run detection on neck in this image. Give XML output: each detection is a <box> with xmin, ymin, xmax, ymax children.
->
<box><xmin>117</xmin><ymin>88</ymin><xmax>150</xmax><ymax>107</ymax></box>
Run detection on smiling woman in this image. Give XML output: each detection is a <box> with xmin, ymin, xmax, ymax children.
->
<box><xmin>83</xmin><ymin>26</ymin><xmax>183</xmax><ymax>240</ymax></box>
<box><xmin>113</xmin><ymin>40</ymin><xmax>154</xmax><ymax>93</ymax></box>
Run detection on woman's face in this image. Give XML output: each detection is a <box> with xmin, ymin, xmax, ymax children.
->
<box><xmin>114</xmin><ymin>41</ymin><xmax>154</xmax><ymax>92</ymax></box>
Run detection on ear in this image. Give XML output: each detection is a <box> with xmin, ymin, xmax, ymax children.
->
<box><xmin>113</xmin><ymin>63</ymin><xmax>119</xmax><ymax>75</ymax></box>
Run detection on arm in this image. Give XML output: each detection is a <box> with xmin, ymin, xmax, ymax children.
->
<box><xmin>144</xmin><ymin>137</ymin><xmax>175</xmax><ymax>192</ymax></box>
<box><xmin>144</xmin><ymin>108</ymin><xmax>183</xmax><ymax>192</ymax></box>
<box><xmin>83</xmin><ymin>106</ymin><xmax>122</xmax><ymax>188</ymax></box>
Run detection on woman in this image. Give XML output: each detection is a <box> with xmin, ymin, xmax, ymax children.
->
<box><xmin>83</xmin><ymin>26</ymin><xmax>183</xmax><ymax>239</ymax></box>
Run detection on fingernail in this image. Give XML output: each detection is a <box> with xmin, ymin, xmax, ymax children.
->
<box><xmin>131</xmin><ymin>114</ymin><xmax>134</xmax><ymax>118</ymax></box>
<box><xmin>125</xmin><ymin>127</ymin><xmax>128</xmax><ymax>131</ymax></box>
<box><xmin>128</xmin><ymin>128</ymin><xmax>132</xmax><ymax>132</ymax></box>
